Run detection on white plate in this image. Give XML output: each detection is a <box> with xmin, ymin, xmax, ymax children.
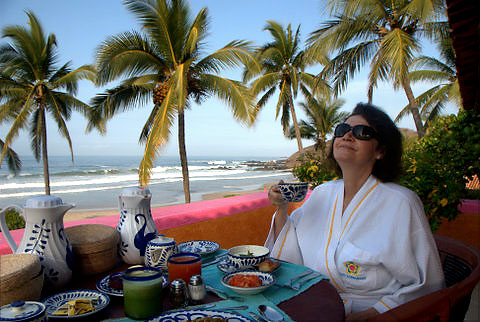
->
<box><xmin>43</xmin><ymin>289</ymin><xmax>109</xmax><ymax>319</ymax></box>
<box><xmin>221</xmin><ymin>271</ymin><xmax>275</xmax><ymax>295</ymax></box>
<box><xmin>96</xmin><ymin>272</ymin><xmax>169</xmax><ymax>297</ymax></box>
<box><xmin>178</xmin><ymin>240</ymin><xmax>220</xmax><ymax>256</ymax></box>
<box><xmin>147</xmin><ymin>309</ymin><xmax>253</xmax><ymax>321</ymax></box>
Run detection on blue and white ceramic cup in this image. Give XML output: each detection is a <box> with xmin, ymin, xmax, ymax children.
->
<box><xmin>144</xmin><ymin>235</ymin><xmax>177</xmax><ymax>271</ymax></box>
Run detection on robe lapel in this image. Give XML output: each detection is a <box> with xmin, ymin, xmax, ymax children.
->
<box><xmin>321</xmin><ymin>182</ymin><xmax>347</xmax><ymax>292</ymax></box>
<box><xmin>322</xmin><ymin>175</ymin><xmax>379</xmax><ymax>292</ymax></box>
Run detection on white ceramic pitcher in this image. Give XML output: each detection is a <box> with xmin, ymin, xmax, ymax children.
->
<box><xmin>0</xmin><ymin>195</ymin><xmax>75</xmax><ymax>290</ymax></box>
<box><xmin>117</xmin><ymin>187</ymin><xmax>158</xmax><ymax>264</ymax></box>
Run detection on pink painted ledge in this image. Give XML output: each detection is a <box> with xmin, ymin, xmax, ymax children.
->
<box><xmin>0</xmin><ymin>192</ymin><xmax>474</xmax><ymax>256</ymax></box>
<box><xmin>458</xmin><ymin>199</ymin><xmax>480</xmax><ymax>214</ymax></box>
<box><xmin>0</xmin><ymin>191</ymin><xmax>270</xmax><ymax>255</ymax></box>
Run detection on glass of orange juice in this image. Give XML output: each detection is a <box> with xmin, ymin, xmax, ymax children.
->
<box><xmin>167</xmin><ymin>252</ymin><xmax>202</xmax><ymax>284</ymax></box>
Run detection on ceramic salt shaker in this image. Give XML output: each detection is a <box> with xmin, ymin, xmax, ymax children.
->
<box><xmin>188</xmin><ymin>275</ymin><xmax>206</xmax><ymax>302</ymax></box>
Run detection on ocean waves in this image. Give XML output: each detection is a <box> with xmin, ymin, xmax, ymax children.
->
<box><xmin>0</xmin><ymin>156</ymin><xmax>293</xmax><ymax>208</ymax></box>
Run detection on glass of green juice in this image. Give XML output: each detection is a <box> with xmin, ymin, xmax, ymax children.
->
<box><xmin>123</xmin><ymin>266</ymin><xmax>164</xmax><ymax>320</ymax></box>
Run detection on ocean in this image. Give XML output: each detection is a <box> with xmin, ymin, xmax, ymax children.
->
<box><xmin>0</xmin><ymin>155</ymin><xmax>293</xmax><ymax>210</ymax></box>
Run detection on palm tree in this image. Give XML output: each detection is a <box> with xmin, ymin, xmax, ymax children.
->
<box><xmin>286</xmin><ymin>97</ymin><xmax>347</xmax><ymax>150</ymax></box>
<box><xmin>89</xmin><ymin>0</ymin><xmax>257</xmax><ymax>203</ymax></box>
<box><xmin>243</xmin><ymin>21</ymin><xmax>330</xmax><ymax>154</ymax></box>
<box><xmin>0</xmin><ymin>11</ymin><xmax>96</xmax><ymax>194</ymax></box>
<box><xmin>0</xmin><ymin>139</ymin><xmax>21</xmax><ymax>175</ymax></box>
<box><xmin>308</xmin><ymin>0</ymin><xmax>446</xmax><ymax>137</ymax></box>
<box><xmin>396</xmin><ymin>24</ymin><xmax>461</xmax><ymax>129</ymax></box>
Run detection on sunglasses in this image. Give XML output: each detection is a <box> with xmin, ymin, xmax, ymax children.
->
<box><xmin>334</xmin><ymin>123</ymin><xmax>378</xmax><ymax>141</ymax></box>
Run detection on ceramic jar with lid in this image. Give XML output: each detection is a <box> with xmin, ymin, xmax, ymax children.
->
<box><xmin>0</xmin><ymin>301</ymin><xmax>46</xmax><ymax>321</ymax></box>
<box><xmin>144</xmin><ymin>235</ymin><xmax>176</xmax><ymax>272</ymax></box>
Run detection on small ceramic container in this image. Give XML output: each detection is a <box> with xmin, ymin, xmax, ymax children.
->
<box><xmin>227</xmin><ymin>245</ymin><xmax>270</xmax><ymax>270</ymax></box>
<box><xmin>144</xmin><ymin>235</ymin><xmax>177</xmax><ymax>271</ymax></box>
<box><xmin>122</xmin><ymin>266</ymin><xmax>164</xmax><ymax>320</ymax></box>
<box><xmin>0</xmin><ymin>301</ymin><xmax>46</xmax><ymax>321</ymax></box>
<box><xmin>277</xmin><ymin>182</ymin><xmax>309</xmax><ymax>202</ymax></box>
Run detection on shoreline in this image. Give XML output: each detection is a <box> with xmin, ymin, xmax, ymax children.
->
<box><xmin>63</xmin><ymin>182</ymin><xmax>277</xmax><ymax>223</ymax></box>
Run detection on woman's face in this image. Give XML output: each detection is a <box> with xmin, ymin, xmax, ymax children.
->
<box><xmin>333</xmin><ymin>115</ymin><xmax>384</xmax><ymax>172</ymax></box>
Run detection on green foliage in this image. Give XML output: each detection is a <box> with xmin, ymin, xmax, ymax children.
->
<box><xmin>0</xmin><ymin>209</ymin><xmax>25</xmax><ymax>231</ymax></box>
<box><xmin>292</xmin><ymin>150</ymin><xmax>338</xmax><ymax>188</ymax></box>
<box><xmin>398</xmin><ymin>110</ymin><xmax>480</xmax><ymax>231</ymax></box>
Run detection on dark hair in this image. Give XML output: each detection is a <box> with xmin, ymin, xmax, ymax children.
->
<box><xmin>328</xmin><ymin>103</ymin><xmax>403</xmax><ymax>182</ymax></box>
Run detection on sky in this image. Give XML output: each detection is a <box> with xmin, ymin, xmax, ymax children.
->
<box><xmin>0</xmin><ymin>0</ymin><xmax>455</xmax><ymax>159</ymax></box>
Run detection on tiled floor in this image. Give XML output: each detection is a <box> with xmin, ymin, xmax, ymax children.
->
<box><xmin>465</xmin><ymin>284</ymin><xmax>479</xmax><ymax>321</ymax></box>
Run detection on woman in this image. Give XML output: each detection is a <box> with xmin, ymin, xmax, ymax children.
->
<box><xmin>265</xmin><ymin>103</ymin><xmax>445</xmax><ymax>320</ymax></box>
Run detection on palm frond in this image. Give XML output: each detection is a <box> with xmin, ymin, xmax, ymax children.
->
<box><xmin>201</xmin><ymin>74</ymin><xmax>256</xmax><ymax>125</ymax></box>
<box><xmin>412</xmin><ymin>56</ymin><xmax>454</xmax><ymax>74</ymax></box>
<box><xmin>96</xmin><ymin>30</ymin><xmax>166</xmax><ymax>85</ymax></box>
<box><xmin>409</xmin><ymin>70</ymin><xmax>450</xmax><ymax>83</ymax></box>
<box><xmin>53</xmin><ymin>64</ymin><xmax>97</xmax><ymax>91</ymax></box>
<box><xmin>249</xmin><ymin>72</ymin><xmax>281</xmax><ymax>96</ymax></box>
<box><xmin>46</xmin><ymin>92</ymin><xmax>74</xmax><ymax>161</ymax></box>
<box><xmin>139</xmin><ymin>86</ymin><xmax>177</xmax><ymax>186</ymax></box>
<box><xmin>0</xmin><ymin>139</ymin><xmax>22</xmax><ymax>175</ymax></box>
<box><xmin>196</xmin><ymin>40</ymin><xmax>257</xmax><ymax>75</ymax></box>
<box><xmin>380</xmin><ymin>28</ymin><xmax>420</xmax><ymax>85</ymax></box>
<box><xmin>322</xmin><ymin>40</ymin><xmax>377</xmax><ymax>95</ymax></box>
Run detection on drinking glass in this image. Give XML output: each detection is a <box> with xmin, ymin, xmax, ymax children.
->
<box><xmin>123</xmin><ymin>266</ymin><xmax>164</xmax><ymax>319</ymax></box>
<box><xmin>167</xmin><ymin>252</ymin><xmax>201</xmax><ymax>284</ymax></box>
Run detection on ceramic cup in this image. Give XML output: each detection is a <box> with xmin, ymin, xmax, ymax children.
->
<box><xmin>277</xmin><ymin>182</ymin><xmax>309</xmax><ymax>203</ymax></box>
<box><xmin>144</xmin><ymin>235</ymin><xmax>176</xmax><ymax>272</ymax></box>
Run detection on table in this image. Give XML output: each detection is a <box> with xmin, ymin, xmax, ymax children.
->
<box><xmin>47</xmin><ymin>262</ymin><xmax>345</xmax><ymax>321</ymax></box>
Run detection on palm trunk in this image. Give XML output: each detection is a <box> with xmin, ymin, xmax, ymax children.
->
<box><xmin>288</xmin><ymin>95</ymin><xmax>304</xmax><ymax>153</ymax></box>
<box><xmin>178</xmin><ymin>110</ymin><xmax>191</xmax><ymax>203</ymax></box>
<box><xmin>402</xmin><ymin>80</ymin><xmax>425</xmax><ymax>138</ymax></box>
<box><xmin>40</xmin><ymin>109</ymin><xmax>51</xmax><ymax>195</ymax></box>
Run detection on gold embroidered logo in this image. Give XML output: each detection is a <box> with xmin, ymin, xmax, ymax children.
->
<box><xmin>344</xmin><ymin>261</ymin><xmax>360</xmax><ymax>276</ymax></box>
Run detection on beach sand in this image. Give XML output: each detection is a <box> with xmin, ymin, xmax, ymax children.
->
<box><xmin>63</xmin><ymin>182</ymin><xmax>277</xmax><ymax>223</ymax></box>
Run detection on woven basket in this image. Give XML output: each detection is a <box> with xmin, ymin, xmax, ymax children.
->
<box><xmin>0</xmin><ymin>254</ymin><xmax>44</xmax><ymax>306</ymax></box>
<box><xmin>65</xmin><ymin>224</ymin><xmax>120</xmax><ymax>275</ymax></box>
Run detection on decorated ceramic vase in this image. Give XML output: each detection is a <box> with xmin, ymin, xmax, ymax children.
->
<box><xmin>117</xmin><ymin>187</ymin><xmax>158</xmax><ymax>264</ymax></box>
<box><xmin>0</xmin><ymin>196</ymin><xmax>75</xmax><ymax>290</ymax></box>
<box><xmin>144</xmin><ymin>235</ymin><xmax>177</xmax><ymax>272</ymax></box>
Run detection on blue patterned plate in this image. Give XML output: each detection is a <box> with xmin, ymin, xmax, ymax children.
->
<box><xmin>147</xmin><ymin>309</ymin><xmax>253</xmax><ymax>321</ymax></box>
<box><xmin>178</xmin><ymin>240</ymin><xmax>220</xmax><ymax>257</ymax></box>
<box><xmin>43</xmin><ymin>289</ymin><xmax>109</xmax><ymax>319</ymax></box>
<box><xmin>96</xmin><ymin>272</ymin><xmax>168</xmax><ymax>297</ymax></box>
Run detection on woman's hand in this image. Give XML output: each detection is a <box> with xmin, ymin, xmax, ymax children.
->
<box><xmin>268</xmin><ymin>180</ymin><xmax>289</xmax><ymax>240</ymax></box>
<box><xmin>268</xmin><ymin>180</ymin><xmax>288</xmax><ymax>209</ymax></box>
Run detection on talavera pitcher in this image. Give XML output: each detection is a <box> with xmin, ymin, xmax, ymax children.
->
<box><xmin>0</xmin><ymin>195</ymin><xmax>75</xmax><ymax>290</ymax></box>
<box><xmin>117</xmin><ymin>187</ymin><xmax>158</xmax><ymax>264</ymax></box>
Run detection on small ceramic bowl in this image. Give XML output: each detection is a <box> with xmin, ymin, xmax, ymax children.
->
<box><xmin>221</xmin><ymin>271</ymin><xmax>275</xmax><ymax>295</ymax></box>
<box><xmin>277</xmin><ymin>182</ymin><xmax>308</xmax><ymax>202</ymax></box>
<box><xmin>227</xmin><ymin>245</ymin><xmax>270</xmax><ymax>270</ymax></box>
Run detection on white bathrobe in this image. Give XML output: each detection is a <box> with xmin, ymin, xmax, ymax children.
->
<box><xmin>265</xmin><ymin>175</ymin><xmax>445</xmax><ymax>314</ymax></box>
